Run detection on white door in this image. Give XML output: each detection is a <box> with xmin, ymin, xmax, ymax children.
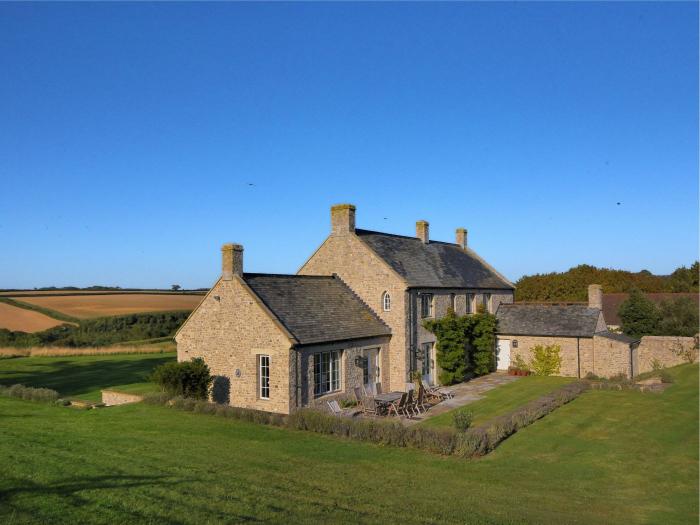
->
<box><xmin>497</xmin><ymin>339</ymin><xmax>511</xmax><ymax>370</ymax></box>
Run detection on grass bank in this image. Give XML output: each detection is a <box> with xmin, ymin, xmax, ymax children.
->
<box><xmin>422</xmin><ymin>375</ymin><xmax>575</xmax><ymax>429</ymax></box>
<box><xmin>0</xmin><ymin>352</ymin><xmax>175</xmax><ymax>400</ymax></box>
<box><xmin>0</xmin><ymin>361</ymin><xmax>696</xmax><ymax>523</ymax></box>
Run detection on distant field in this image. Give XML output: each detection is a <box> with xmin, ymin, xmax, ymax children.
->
<box><xmin>10</xmin><ymin>294</ymin><xmax>203</xmax><ymax>319</ymax></box>
<box><xmin>0</xmin><ymin>290</ymin><xmax>206</xmax><ymax>297</ymax></box>
<box><xmin>0</xmin><ymin>302</ymin><xmax>69</xmax><ymax>332</ymax></box>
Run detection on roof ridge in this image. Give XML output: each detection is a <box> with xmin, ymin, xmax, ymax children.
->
<box><xmin>355</xmin><ymin>228</ymin><xmax>458</xmax><ymax>246</ymax></box>
<box><xmin>243</xmin><ymin>273</ymin><xmax>334</xmax><ymax>279</ymax></box>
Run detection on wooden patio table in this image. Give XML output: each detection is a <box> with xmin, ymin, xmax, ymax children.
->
<box><xmin>374</xmin><ymin>392</ymin><xmax>403</xmax><ymax>414</ymax></box>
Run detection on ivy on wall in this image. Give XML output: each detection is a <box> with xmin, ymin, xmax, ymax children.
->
<box><xmin>423</xmin><ymin>309</ymin><xmax>498</xmax><ymax>385</ymax></box>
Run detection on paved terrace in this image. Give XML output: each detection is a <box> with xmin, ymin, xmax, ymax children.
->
<box><xmin>405</xmin><ymin>372</ymin><xmax>521</xmax><ymax>425</ymax></box>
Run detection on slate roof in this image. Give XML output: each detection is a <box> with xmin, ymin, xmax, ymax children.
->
<box><xmin>496</xmin><ymin>304</ymin><xmax>603</xmax><ymax>337</ymax></box>
<box><xmin>243</xmin><ymin>273</ymin><xmax>391</xmax><ymax>345</ymax></box>
<box><xmin>355</xmin><ymin>229</ymin><xmax>513</xmax><ymax>289</ymax></box>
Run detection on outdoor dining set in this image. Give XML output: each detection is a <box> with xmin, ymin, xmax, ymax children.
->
<box><xmin>327</xmin><ymin>382</ymin><xmax>455</xmax><ymax>419</ymax></box>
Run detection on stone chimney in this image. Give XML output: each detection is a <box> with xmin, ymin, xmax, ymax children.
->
<box><xmin>416</xmin><ymin>220</ymin><xmax>429</xmax><ymax>243</ymax></box>
<box><xmin>456</xmin><ymin>228</ymin><xmax>467</xmax><ymax>249</ymax></box>
<box><xmin>221</xmin><ymin>243</ymin><xmax>243</xmax><ymax>280</ymax></box>
<box><xmin>331</xmin><ymin>204</ymin><xmax>356</xmax><ymax>235</ymax></box>
<box><xmin>588</xmin><ymin>284</ymin><xmax>602</xmax><ymax>310</ymax></box>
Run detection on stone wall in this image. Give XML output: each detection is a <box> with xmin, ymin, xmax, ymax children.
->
<box><xmin>102</xmin><ymin>390</ymin><xmax>144</xmax><ymax>406</ymax></box>
<box><xmin>299</xmin><ymin>233</ymin><xmax>409</xmax><ymax>391</ymax></box>
<box><xmin>175</xmin><ymin>277</ymin><xmax>294</xmax><ymax>414</ymax></box>
<box><xmin>592</xmin><ymin>336</ymin><xmax>633</xmax><ymax>378</ymax></box>
<box><xmin>635</xmin><ymin>336</ymin><xmax>698</xmax><ymax>375</ymax></box>
<box><xmin>498</xmin><ymin>334</ymin><xmax>592</xmax><ymax>377</ymax></box>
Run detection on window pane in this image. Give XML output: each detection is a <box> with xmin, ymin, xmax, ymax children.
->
<box><xmin>259</xmin><ymin>355</ymin><xmax>270</xmax><ymax>399</ymax></box>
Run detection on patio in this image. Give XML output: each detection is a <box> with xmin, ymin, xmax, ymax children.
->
<box><xmin>330</xmin><ymin>372</ymin><xmax>521</xmax><ymax>424</ymax></box>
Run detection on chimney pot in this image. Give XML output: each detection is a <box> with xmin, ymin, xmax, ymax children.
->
<box><xmin>456</xmin><ymin>228</ymin><xmax>468</xmax><ymax>249</ymax></box>
<box><xmin>588</xmin><ymin>284</ymin><xmax>602</xmax><ymax>310</ymax></box>
<box><xmin>222</xmin><ymin>243</ymin><xmax>244</xmax><ymax>280</ymax></box>
<box><xmin>416</xmin><ymin>220</ymin><xmax>429</xmax><ymax>243</ymax></box>
<box><xmin>331</xmin><ymin>204</ymin><xmax>356</xmax><ymax>235</ymax></box>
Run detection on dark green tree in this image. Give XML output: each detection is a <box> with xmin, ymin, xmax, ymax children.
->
<box><xmin>618</xmin><ymin>289</ymin><xmax>661</xmax><ymax>339</ymax></box>
<box><xmin>657</xmin><ymin>298</ymin><xmax>699</xmax><ymax>337</ymax></box>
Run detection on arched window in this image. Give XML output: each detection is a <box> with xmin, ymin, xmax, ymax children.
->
<box><xmin>382</xmin><ymin>291</ymin><xmax>391</xmax><ymax>311</ymax></box>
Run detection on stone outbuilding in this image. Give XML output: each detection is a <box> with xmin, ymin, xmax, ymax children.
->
<box><xmin>495</xmin><ymin>285</ymin><xmax>640</xmax><ymax>378</ymax></box>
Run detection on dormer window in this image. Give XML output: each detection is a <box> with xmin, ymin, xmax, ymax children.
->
<box><xmin>382</xmin><ymin>291</ymin><xmax>391</xmax><ymax>311</ymax></box>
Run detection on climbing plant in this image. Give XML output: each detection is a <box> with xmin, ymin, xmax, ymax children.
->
<box><xmin>423</xmin><ymin>310</ymin><xmax>498</xmax><ymax>384</ymax></box>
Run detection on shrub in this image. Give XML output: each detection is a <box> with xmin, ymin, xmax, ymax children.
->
<box><xmin>529</xmin><ymin>345</ymin><xmax>562</xmax><ymax>376</ymax></box>
<box><xmin>339</xmin><ymin>398</ymin><xmax>357</xmax><ymax>409</ymax></box>
<box><xmin>512</xmin><ymin>354</ymin><xmax>530</xmax><ymax>372</ymax></box>
<box><xmin>0</xmin><ymin>383</ymin><xmax>60</xmax><ymax>403</ymax></box>
<box><xmin>453</xmin><ymin>410</ymin><xmax>473</xmax><ymax>432</ymax></box>
<box><xmin>151</xmin><ymin>357</ymin><xmax>213</xmax><ymax>399</ymax></box>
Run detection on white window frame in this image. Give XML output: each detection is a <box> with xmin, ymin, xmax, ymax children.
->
<box><xmin>420</xmin><ymin>293</ymin><xmax>434</xmax><ymax>318</ymax></box>
<box><xmin>382</xmin><ymin>291</ymin><xmax>391</xmax><ymax>311</ymax></box>
<box><xmin>258</xmin><ymin>354</ymin><xmax>270</xmax><ymax>400</ymax></box>
<box><xmin>313</xmin><ymin>350</ymin><xmax>341</xmax><ymax>396</ymax></box>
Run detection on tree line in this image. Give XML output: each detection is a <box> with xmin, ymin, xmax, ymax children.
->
<box><xmin>515</xmin><ymin>262</ymin><xmax>699</xmax><ymax>302</ymax></box>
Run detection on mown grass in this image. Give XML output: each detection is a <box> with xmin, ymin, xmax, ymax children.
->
<box><xmin>0</xmin><ymin>352</ymin><xmax>175</xmax><ymax>401</ymax></box>
<box><xmin>422</xmin><ymin>375</ymin><xmax>575</xmax><ymax>428</ymax></box>
<box><xmin>0</xmin><ymin>360</ymin><xmax>696</xmax><ymax>524</ymax></box>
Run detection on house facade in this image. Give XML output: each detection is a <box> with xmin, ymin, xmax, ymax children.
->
<box><xmin>176</xmin><ymin>204</ymin><xmax>514</xmax><ymax>413</ymax></box>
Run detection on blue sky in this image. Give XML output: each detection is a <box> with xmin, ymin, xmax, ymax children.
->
<box><xmin>1</xmin><ymin>2</ymin><xmax>697</xmax><ymax>289</ymax></box>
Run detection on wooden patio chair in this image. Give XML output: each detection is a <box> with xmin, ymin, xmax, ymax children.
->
<box><xmin>414</xmin><ymin>385</ymin><xmax>427</xmax><ymax>414</ymax></box>
<box><xmin>387</xmin><ymin>392</ymin><xmax>408</xmax><ymax>418</ymax></box>
<box><xmin>327</xmin><ymin>400</ymin><xmax>342</xmax><ymax>417</ymax></box>
<box><xmin>353</xmin><ymin>386</ymin><xmax>364</xmax><ymax>403</ymax></box>
<box><xmin>360</xmin><ymin>395</ymin><xmax>379</xmax><ymax>417</ymax></box>
<box><xmin>402</xmin><ymin>389</ymin><xmax>415</xmax><ymax>418</ymax></box>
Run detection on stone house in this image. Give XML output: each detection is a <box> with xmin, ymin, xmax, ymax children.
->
<box><xmin>298</xmin><ymin>204</ymin><xmax>515</xmax><ymax>392</ymax></box>
<box><xmin>495</xmin><ymin>285</ymin><xmax>640</xmax><ymax>378</ymax></box>
<box><xmin>176</xmin><ymin>204</ymin><xmax>514</xmax><ymax>413</ymax></box>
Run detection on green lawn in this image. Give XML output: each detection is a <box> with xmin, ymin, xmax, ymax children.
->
<box><xmin>0</xmin><ymin>361</ymin><xmax>697</xmax><ymax>524</ymax></box>
<box><xmin>422</xmin><ymin>375</ymin><xmax>575</xmax><ymax>428</ymax></box>
<box><xmin>0</xmin><ymin>353</ymin><xmax>175</xmax><ymax>401</ymax></box>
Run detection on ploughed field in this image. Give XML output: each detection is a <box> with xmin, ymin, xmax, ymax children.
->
<box><xmin>4</xmin><ymin>293</ymin><xmax>203</xmax><ymax>320</ymax></box>
<box><xmin>0</xmin><ymin>301</ymin><xmax>69</xmax><ymax>332</ymax></box>
<box><xmin>0</xmin><ymin>353</ymin><xmax>696</xmax><ymax>524</ymax></box>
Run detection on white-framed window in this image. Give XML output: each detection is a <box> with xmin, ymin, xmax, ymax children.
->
<box><xmin>382</xmin><ymin>291</ymin><xmax>391</xmax><ymax>311</ymax></box>
<box><xmin>483</xmin><ymin>293</ymin><xmax>492</xmax><ymax>313</ymax></box>
<box><xmin>313</xmin><ymin>350</ymin><xmax>341</xmax><ymax>396</ymax></box>
<box><xmin>258</xmin><ymin>355</ymin><xmax>270</xmax><ymax>399</ymax></box>
<box><xmin>420</xmin><ymin>294</ymin><xmax>433</xmax><ymax>318</ymax></box>
<box><xmin>466</xmin><ymin>293</ymin><xmax>474</xmax><ymax>314</ymax></box>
